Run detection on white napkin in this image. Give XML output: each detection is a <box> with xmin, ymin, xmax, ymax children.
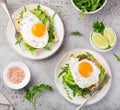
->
<box><xmin>0</xmin><ymin>93</ymin><xmax>13</xmax><ymax>110</ymax></box>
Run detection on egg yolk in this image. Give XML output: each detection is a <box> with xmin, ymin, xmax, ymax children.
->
<box><xmin>32</xmin><ymin>22</ymin><xmax>46</xmax><ymax>37</ymax></box>
<box><xmin>78</xmin><ymin>62</ymin><xmax>93</xmax><ymax>78</ymax></box>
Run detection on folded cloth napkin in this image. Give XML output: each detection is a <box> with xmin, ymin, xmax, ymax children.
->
<box><xmin>0</xmin><ymin>93</ymin><xmax>13</xmax><ymax>110</ymax></box>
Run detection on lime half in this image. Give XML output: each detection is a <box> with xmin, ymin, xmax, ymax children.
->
<box><xmin>103</xmin><ymin>27</ymin><xmax>116</xmax><ymax>47</ymax></box>
<box><xmin>92</xmin><ymin>33</ymin><xmax>109</xmax><ymax>49</ymax></box>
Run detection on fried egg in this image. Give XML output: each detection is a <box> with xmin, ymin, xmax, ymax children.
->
<box><xmin>20</xmin><ymin>11</ymin><xmax>49</xmax><ymax>48</ymax></box>
<box><xmin>69</xmin><ymin>57</ymin><xmax>100</xmax><ymax>89</ymax></box>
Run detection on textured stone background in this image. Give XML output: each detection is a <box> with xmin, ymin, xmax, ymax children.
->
<box><xmin>0</xmin><ymin>0</ymin><xmax>120</xmax><ymax>110</ymax></box>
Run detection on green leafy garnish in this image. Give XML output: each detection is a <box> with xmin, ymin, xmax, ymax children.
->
<box><xmin>113</xmin><ymin>53</ymin><xmax>120</xmax><ymax>62</ymax></box>
<box><xmin>99</xmin><ymin>65</ymin><xmax>106</xmax><ymax>84</ymax></box>
<box><xmin>19</xmin><ymin>6</ymin><xmax>26</xmax><ymax>18</ymax></box>
<box><xmin>24</xmin><ymin>84</ymin><xmax>52</xmax><ymax>110</ymax></box>
<box><xmin>15</xmin><ymin>33</ymin><xmax>23</xmax><ymax>44</ymax></box>
<box><xmin>15</xmin><ymin>34</ymin><xmax>38</xmax><ymax>55</ymax></box>
<box><xmin>71</xmin><ymin>31</ymin><xmax>82</xmax><ymax>36</ymax></box>
<box><xmin>22</xmin><ymin>40</ymin><xmax>38</xmax><ymax>55</ymax></box>
<box><xmin>76</xmin><ymin>52</ymin><xmax>95</xmax><ymax>62</ymax></box>
<box><xmin>73</xmin><ymin>0</ymin><xmax>106</xmax><ymax>16</ymax></box>
<box><xmin>48</xmin><ymin>12</ymin><xmax>56</xmax><ymax>43</ymax></box>
<box><xmin>93</xmin><ymin>21</ymin><xmax>105</xmax><ymax>34</ymax></box>
<box><xmin>44</xmin><ymin>45</ymin><xmax>51</xmax><ymax>50</ymax></box>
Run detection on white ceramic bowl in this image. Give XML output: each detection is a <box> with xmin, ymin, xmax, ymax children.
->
<box><xmin>3</xmin><ymin>62</ymin><xmax>31</xmax><ymax>89</ymax></box>
<box><xmin>71</xmin><ymin>0</ymin><xmax>108</xmax><ymax>14</ymax></box>
<box><xmin>90</xmin><ymin>27</ymin><xmax>117</xmax><ymax>52</ymax></box>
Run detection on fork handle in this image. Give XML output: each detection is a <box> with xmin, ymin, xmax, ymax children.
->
<box><xmin>76</xmin><ymin>97</ymin><xmax>90</xmax><ymax>110</ymax></box>
<box><xmin>76</xmin><ymin>91</ymin><xmax>98</xmax><ymax>110</ymax></box>
<box><xmin>1</xmin><ymin>0</ymin><xmax>15</xmax><ymax>26</ymax></box>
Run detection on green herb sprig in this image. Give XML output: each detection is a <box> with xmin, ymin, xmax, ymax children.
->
<box><xmin>24</xmin><ymin>84</ymin><xmax>52</xmax><ymax>110</ymax></box>
<box><xmin>93</xmin><ymin>21</ymin><xmax>105</xmax><ymax>34</ymax></box>
<box><xmin>113</xmin><ymin>53</ymin><xmax>120</xmax><ymax>62</ymax></box>
<box><xmin>71</xmin><ymin>31</ymin><xmax>82</xmax><ymax>36</ymax></box>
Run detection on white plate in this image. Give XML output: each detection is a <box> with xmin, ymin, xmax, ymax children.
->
<box><xmin>55</xmin><ymin>48</ymin><xmax>112</xmax><ymax>105</ymax></box>
<box><xmin>7</xmin><ymin>4</ymin><xmax>64</xmax><ymax>60</ymax></box>
<box><xmin>3</xmin><ymin>62</ymin><xmax>31</xmax><ymax>89</ymax></box>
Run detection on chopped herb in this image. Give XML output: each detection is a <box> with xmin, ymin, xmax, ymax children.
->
<box><xmin>71</xmin><ymin>31</ymin><xmax>82</xmax><ymax>36</ymax></box>
<box><xmin>113</xmin><ymin>53</ymin><xmax>120</xmax><ymax>62</ymax></box>
<box><xmin>93</xmin><ymin>21</ymin><xmax>105</xmax><ymax>34</ymax></box>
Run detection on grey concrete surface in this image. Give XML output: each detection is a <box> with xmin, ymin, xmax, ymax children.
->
<box><xmin>0</xmin><ymin>0</ymin><xmax>120</xmax><ymax>110</ymax></box>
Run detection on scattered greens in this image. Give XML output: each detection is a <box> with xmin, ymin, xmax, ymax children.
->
<box><xmin>93</xmin><ymin>21</ymin><xmax>105</xmax><ymax>34</ymax></box>
<box><xmin>58</xmin><ymin>52</ymin><xmax>108</xmax><ymax>99</ymax></box>
<box><xmin>113</xmin><ymin>53</ymin><xmax>120</xmax><ymax>62</ymax></box>
<box><xmin>24</xmin><ymin>84</ymin><xmax>52</xmax><ymax>110</ymax></box>
<box><xmin>73</xmin><ymin>0</ymin><xmax>105</xmax><ymax>16</ymax></box>
<box><xmin>71</xmin><ymin>31</ymin><xmax>82</xmax><ymax>36</ymax></box>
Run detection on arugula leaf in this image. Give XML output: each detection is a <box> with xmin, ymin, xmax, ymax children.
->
<box><xmin>67</xmin><ymin>84</ymin><xmax>83</xmax><ymax>97</ymax></box>
<box><xmin>76</xmin><ymin>52</ymin><xmax>95</xmax><ymax>61</ymax></box>
<box><xmin>58</xmin><ymin>64</ymin><xmax>69</xmax><ymax>78</ymax></box>
<box><xmin>71</xmin><ymin>31</ymin><xmax>82</xmax><ymax>36</ymax></box>
<box><xmin>19</xmin><ymin>6</ymin><xmax>26</xmax><ymax>18</ymax></box>
<box><xmin>48</xmin><ymin>13</ymin><xmax>56</xmax><ymax>43</ymax></box>
<box><xmin>24</xmin><ymin>84</ymin><xmax>52</xmax><ymax>109</ymax></box>
<box><xmin>15</xmin><ymin>33</ymin><xmax>22</xmax><ymax>44</ymax></box>
<box><xmin>113</xmin><ymin>53</ymin><xmax>120</xmax><ymax>62</ymax></box>
<box><xmin>22</xmin><ymin>40</ymin><xmax>38</xmax><ymax>55</ymax></box>
<box><xmin>44</xmin><ymin>45</ymin><xmax>51</xmax><ymax>50</ymax></box>
<box><xmin>93</xmin><ymin>21</ymin><xmax>105</xmax><ymax>34</ymax></box>
<box><xmin>99</xmin><ymin>65</ymin><xmax>106</xmax><ymax>84</ymax></box>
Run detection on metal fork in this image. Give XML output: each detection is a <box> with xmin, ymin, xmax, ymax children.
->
<box><xmin>0</xmin><ymin>0</ymin><xmax>17</xmax><ymax>36</ymax></box>
<box><xmin>76</xmin><ymin>75</ymin><xmax>110</xmax><ymax>110</ymax></box>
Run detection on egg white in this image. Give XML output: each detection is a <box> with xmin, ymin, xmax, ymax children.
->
<box><xmin>20</xmin><ymin>11</ymin><xmax>49</xmax><ymax>48</ymax></box>
<box><xmin>69</xmin><ymin>57</ymin><xmax>100</xmax><ymax>89</ymax></box>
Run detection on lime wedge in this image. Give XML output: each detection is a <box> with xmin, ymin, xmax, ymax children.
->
<box><xmin>103</xmin><ymin>27</ymin><xmax>116</xmax><ymax>47</ymax></box>
<box><xmin>92</xmin><ymin>33</ymin><xmax>109</xmax><ymax>49</ymax></box>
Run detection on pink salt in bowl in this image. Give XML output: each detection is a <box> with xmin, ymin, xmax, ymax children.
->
<box><xmin>3</xmin><ymin>62</ymin><xmax>31</xmax><ymax>89</ymax></box>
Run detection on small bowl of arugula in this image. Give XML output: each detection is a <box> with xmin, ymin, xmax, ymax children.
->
<box><xmin>71</xmin><ymin>0</ymin><xmax>107</xmax><ymax>16</ymax></box>
<box><xmin>90</xmin><ymin>21</ymin><xmax>117</xmax><ymax>52</ymax></box>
